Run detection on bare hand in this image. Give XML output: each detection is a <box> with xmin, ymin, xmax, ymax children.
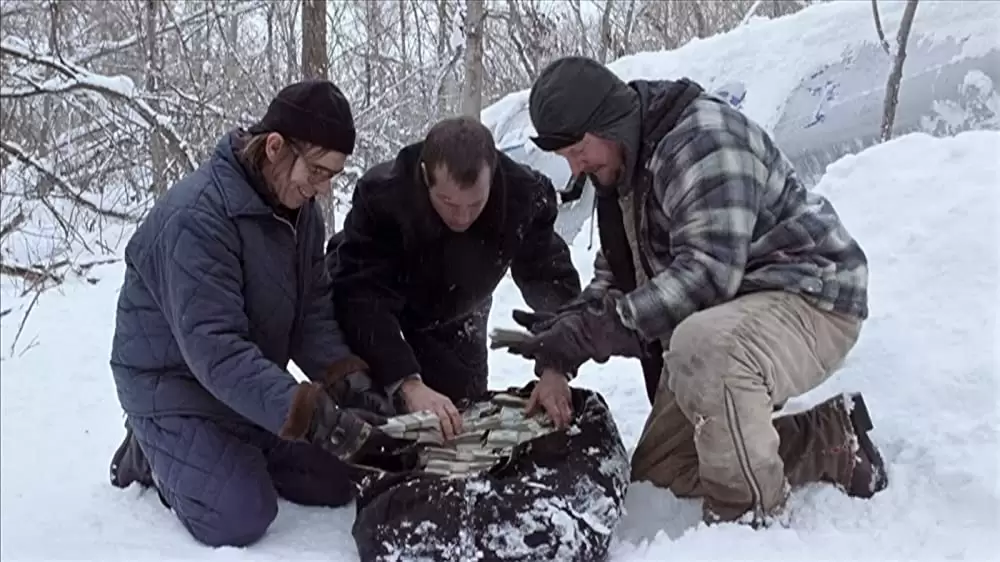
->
<box><xmin>399</xmin><ymin>379</ymin><xmax>463</xmax><ymax>441</ymax></box>
<box><xmin>527</xmin><ymin>369</ymin><xmax>573</xmax><ymax>429</ymax></box>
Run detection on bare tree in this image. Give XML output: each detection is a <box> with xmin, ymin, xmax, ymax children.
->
<box><xmin>461</xmin><ymin>0</ymin><xmax>486</xmax><ymax>118</ymax></box>
<box><xmin>301</xmin><ymin>0</ymin><xmax>328</xmax><ymax>79</ymax></box>
<box><xmin>598</xmin><ymin>0</ymin><xmax>615</xmax><ymax>63</ymax></box>
<box><xmin>145</xmin><ymin>0</ymin><xmax>167</xmax><ymax>194</ymax></box>
<box><xmin>880</xmin><ymin>0</ymin><xmax>920</xmax><ymax>142</ymax></box>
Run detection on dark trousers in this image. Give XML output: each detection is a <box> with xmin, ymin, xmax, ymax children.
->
<box><xmin>129</xmin><ymin>415</ymin><xmax>354</xmax><ymax>547</ymax></box>
<box><xmin>402</xmin><ymin>297</ymin><xmax>492</xmax><ymax>404</ymax></box>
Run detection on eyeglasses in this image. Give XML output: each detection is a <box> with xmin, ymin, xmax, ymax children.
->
<box><xmin>288</xmin><ymin>143</ymin><xmax>341</xmax><ymax>183</ymax></box>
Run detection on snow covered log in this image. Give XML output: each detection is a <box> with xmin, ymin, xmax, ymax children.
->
<box><xmin>350</xmin><ymin>384</ymin><xmax>630</xmax><ymax>562</ymax></box>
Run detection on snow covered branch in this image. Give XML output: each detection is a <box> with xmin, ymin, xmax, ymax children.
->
<box><xmin>1</xmin><ymin>38</ymin><xmax>199</xmax><ymax>172</ymax></box>
<box><xmin>0</xmin><ymin>139</ymin><xmax>138</xmax><ymax>222</ymax></box>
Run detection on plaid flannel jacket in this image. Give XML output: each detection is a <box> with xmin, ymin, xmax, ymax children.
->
<box><xmin>605</xmin><ymin>95</ymin><xmax>869</xmax><ymax>340</ymax></box>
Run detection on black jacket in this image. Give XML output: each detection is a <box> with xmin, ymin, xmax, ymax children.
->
<box><xmin>328</xmin><ymin>142</ymin><xmax>581</xmax><ymax>389</ymax></box>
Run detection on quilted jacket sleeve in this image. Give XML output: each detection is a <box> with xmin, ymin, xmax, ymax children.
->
<box><xmin>134</xmin><ymin>206</ymin><xmax>299</xmax><ymax>435</ymax></box>
<box><xmin>290</xmin><ymin>206</ymin><xmax>362</xmax><ymax>381</ymax></box>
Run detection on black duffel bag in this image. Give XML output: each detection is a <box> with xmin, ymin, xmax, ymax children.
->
<box><xmin>348</xmin><ymin>383</ymin><xmax>630</xmax><ymax>562</ymax></box>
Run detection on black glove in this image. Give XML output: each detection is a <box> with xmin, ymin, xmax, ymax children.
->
<box><xmin>500</xmin><ymin>290</ymin><xmax>645</xmax><ymax>375</ymax></box>
<box><xmin>306</xmin><ymin>391</ymin><xmax>400</xmax><ymax>462</ymax></box>
<box><xmin>511</xmin><ymin>286</ymin><xmax>606</xmax><ymax>334</ymax></box>
<box><xmin>327</xmin><ymin>370</ymin><xmax>395</xmax><ymax>417</ymax></box>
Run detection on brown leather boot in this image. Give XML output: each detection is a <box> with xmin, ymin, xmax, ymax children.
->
<box><xmin>774</xmin><ymin>392</ymin><xmax>889</xmax><ymax>498</ymax></box>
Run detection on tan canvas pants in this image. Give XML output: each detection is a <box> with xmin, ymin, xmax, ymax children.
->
<box><xmin>630</xmin><ymin>291</ymin><xmax>862</xmax><ymax>524</ymax></box>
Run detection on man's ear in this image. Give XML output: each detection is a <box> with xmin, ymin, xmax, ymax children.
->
<box><xmin>264</xmin><ymin>132</ymin><xmax>287</xmax><ymax>163</ymax></box>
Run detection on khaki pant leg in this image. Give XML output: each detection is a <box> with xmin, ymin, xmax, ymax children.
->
<box><xmin>630</xmin><ymin>365</ymin><xmax>702</xmax><ymax>497</ymax></box>
<box><xmin>666</xmin><ymin>291</ymin><xmax>861</xmax><ymax>523</ymax></box>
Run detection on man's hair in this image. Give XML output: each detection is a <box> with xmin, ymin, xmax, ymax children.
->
<box><xmin>238</xmin><ymin>131</ymin><xmax>314</xmax><ymax>177</ymax></box>
<box><xmin>420</xmin><ymin>116</ymin><xmax>497</xmax><ymax>188</ymax></box>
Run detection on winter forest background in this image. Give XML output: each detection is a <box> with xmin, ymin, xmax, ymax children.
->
<box><xmin>1</xmin><ymin>2</ymin><xmax>998</xmax><ymax>558</ymax></box>
<box><xmin>0</xmin><ymin>0</ymin><xmax>812</xmax><ymax>302</ymax></box>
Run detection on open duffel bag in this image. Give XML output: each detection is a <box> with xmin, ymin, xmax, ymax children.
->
<box><xmin>349</xmin><ymin>383</ymin><xmax>631</xmax><ymax>562</ymax></box>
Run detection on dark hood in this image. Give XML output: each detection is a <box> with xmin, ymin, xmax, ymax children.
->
<box><xmin>528</xmin><ymin>56</ymin><xmax>703</xmax><ymax>196</ymax></box>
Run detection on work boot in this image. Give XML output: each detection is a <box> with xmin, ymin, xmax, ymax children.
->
<box><xmin>774</xmin><ymin>392</ymin><xmax>889</xmax><ymax>498</ymax></box>
<box><xmin>109</xmin><ymin>422</ymin><xmax>170</xmax><ymax>507</ymax></box>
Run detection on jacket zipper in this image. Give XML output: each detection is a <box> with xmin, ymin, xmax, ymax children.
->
<box><xmin>272</xmin><ymin>212</ymin><xmax>299</xmax><ymax>242</ymax></box>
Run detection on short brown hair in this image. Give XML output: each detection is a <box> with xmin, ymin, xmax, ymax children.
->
<box><xmin>420</xmin><ymin>116</ymin><xmax>497</xmax><ymax>187</ymax></box>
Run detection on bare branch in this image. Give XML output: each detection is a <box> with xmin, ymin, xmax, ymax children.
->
<box><xmin>871</xmin><ymin>0</ymin><xmax>892</xmax><ymax>55</ymax></box>
<box><xmin>0</xmin><ymin>139</ymin><xmax>138</xmax><ymax>221</ymax></box>
<box><xmin>1</xmin><ymin>38</ymin><xmax>199</xmax><ymax>172</ymax></box>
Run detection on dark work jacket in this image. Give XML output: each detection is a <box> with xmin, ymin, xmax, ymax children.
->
<box><xmin>327</xmin><ymin>143</ymin><xmax>582</xmax><ymax>390</ymax></box>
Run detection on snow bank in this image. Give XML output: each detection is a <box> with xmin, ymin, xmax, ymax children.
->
<box><xmin>483</xmin><ymin>0</ymin><xmax>999</xmax><ymax>146</ymax></box>
<box><xmin>612</xmin><ymin>129</ymin><xmax>999</xmax><ymax>559</ymax></box>
<box><xmin>1</xmin><ymin>130</ymin><xmax>996</xmax><ymax>560</ymax></box>
<box><xmin>481</xmin><ymin>0</ymin><xmax>999</xmax><ymax>245</ymax></box>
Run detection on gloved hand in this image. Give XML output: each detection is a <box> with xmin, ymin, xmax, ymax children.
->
<box><xmin>498</xmin><ymin>290</ymin><xmax>645</xmax><ymax>375</ymax></box>
<box><xmin>511</xmin><ymin>286</ymin><xmax>606</xmax><ymax>334</ymax></box>
<box><xmin>327</xmin><ymin>370</ymin><xmax>395</xmax><ymax>417</ymax></box>
<box><xmin>282</xmin><ymin>382</ymin><xmax>404</xmax><ymax>462</ymax></box>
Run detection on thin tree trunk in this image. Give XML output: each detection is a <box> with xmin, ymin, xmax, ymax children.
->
<box><xmin>880</xmin><ymin>0</ymin><xmax>919</xmax><ymax>142</ymax></box>
<box><xmin>284</xmin><ymin>4</ymin><xmax>299</xmax><ymax>83</ymax></box>
<box><xmin>435</xmin><ymin>0</ymin><xmax>451</xmax><ymax>117</ymax></box>
<box><xmin>461</xmin><ymin>0</ymin><xmax>485</xmax><ymax>118</ymax></box>
<box><xmin>620</xmin><ymin>0</ymin><xmax>637</xmax><ymax>59</ymax></box>
<box><xmin>301</xmin><ymin>0</ymin><xmax>329</xmax><ymax>79</ymax></box>
<box><xmin>37</xmin><ymin>0</ymin><xmax>61</xmax><ymax>198</ymax></box>
<box><xmin>598</xmin><ymin>0</ymin><xmax>614</xmax><ymax>63</ymax></box>
<box><xmin>569</xmin><ymin>0</ymin><xmax>590</xmax><ymax>58</ymax></box>
<box><xmin>266</xmin><ymin>2</ymin><xmax>277</xmax><ymax>89</ymax></box>
<box><xmin>145</xmin><ymin>0</ymin><xmax>167</xmax><ymax>194</ymax></box>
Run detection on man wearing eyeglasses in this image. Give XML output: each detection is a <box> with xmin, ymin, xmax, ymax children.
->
<box><xmin>108</xmin><ymin>80</ymin><xmax>396</xmax><ymax>548</ymax></box>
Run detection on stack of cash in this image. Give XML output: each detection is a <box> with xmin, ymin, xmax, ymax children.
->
<box><xmin>376</xmin><ymin>392</ymin><xmax>558</xmax><ymax>478</ymax></box>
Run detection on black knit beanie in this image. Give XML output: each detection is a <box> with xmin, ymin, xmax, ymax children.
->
<box><xmin>248</xmin><ymin>79</ymin><xmax>356</xmax><ymax>155</ymax></box>
<box><xmin>528</xmin><ymin>56</ymin><xmax>638</xmax><ymax>152</ymax></box>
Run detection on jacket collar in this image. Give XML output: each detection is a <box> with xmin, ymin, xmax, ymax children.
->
<box><xmin>211</xmin><ymin>129</ymin><xmax>303</xmax><ymax>221</ymax></box>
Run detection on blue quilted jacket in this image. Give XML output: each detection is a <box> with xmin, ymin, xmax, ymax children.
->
<box><xmin>109</xmin><ymin>130</ymin><xmax>354</xmax><ymax>435</ymax></box>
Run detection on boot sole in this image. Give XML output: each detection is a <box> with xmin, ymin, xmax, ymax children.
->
<box><xmin>847</xmin><ymin>392</ymin><xmax>873</xmax><ymax>433</ymax></box>
<box><xmin>845</xmin><ymin>393</ymin><xmax>889</xmax><ymax>497</ymax></box>
<box><xmin>109</xmin><ymin>426</ymin><xmax>134</xmax><ymax>488</ymax></box>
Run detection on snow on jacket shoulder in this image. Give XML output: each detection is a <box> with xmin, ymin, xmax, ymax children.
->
<box><xmin>110</xmin><ymin>129</ymin><xmax>355</xmax><ymax>434</ymax></box>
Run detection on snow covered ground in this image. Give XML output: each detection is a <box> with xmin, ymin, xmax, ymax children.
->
<box><xmin>1</xmin><ymin>129</ymin><xmax>997</xmax><ymax>560</ymax></box>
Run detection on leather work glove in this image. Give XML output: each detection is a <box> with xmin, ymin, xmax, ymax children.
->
<box><xmin>307</xmin><ymin>391</ymin><xmax>403</xmax><ymax>462</ymax></box>
<box><xmin>493</xmin><ymin>290</ymin><xmax>645</xmax><ymax>376</ymax></box>
<box><xmin>326</xmin><ymin>370</ymin><xmax>395</xmax><ymax>417</ymax></box>
<box><xmin>510</xmin><ymin>286</ymin><xmax>606</xmax><ymax>334</ymax></box>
